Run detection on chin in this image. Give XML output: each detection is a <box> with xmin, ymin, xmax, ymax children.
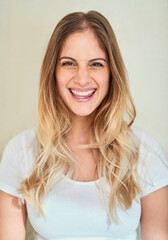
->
<box><xmin>73</xmin><ymin>110</ymin><xmax>95</xmax><ymax>117</ymax></box>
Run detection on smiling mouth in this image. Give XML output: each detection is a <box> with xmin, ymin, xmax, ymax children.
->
<box><xmin>69</xmin><ymin>88</ymin><xmax>96</xmax><ymax>99</ymax></box>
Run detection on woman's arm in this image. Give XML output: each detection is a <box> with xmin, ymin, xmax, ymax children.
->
<box><xmin>0</xmin><ymin>190</ymin><xmax>27</xmax><ymax>240</ymax></box>
<box><xmin>140</xmin><ymin>186</ymin><xmax>168</xmax><ymax>240</ymax></box>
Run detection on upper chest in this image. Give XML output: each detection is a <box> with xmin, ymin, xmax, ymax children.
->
<box><xmin>26</xmin><ymin>178</ymin><xmax>141</xmax><ymax>239</ymax></box>
<box><xmin>70</xmin><ymin>147</ymin><xmax>98</xmax><ymax>182</ymax></box>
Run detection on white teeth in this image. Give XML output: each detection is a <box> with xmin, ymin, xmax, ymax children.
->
<box><xmin>71</xmin><ymin>89</ymin><xmax>95</xmax><ymax>96</ymax></box>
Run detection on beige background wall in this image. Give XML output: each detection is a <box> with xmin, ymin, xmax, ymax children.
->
<box><xmin>0</xmin><ymin>0</ymin><xmax>168</xmax><ymax>158</ymax></box>
<box><xmin>0</xmin><ymin>0</ymin><xmax>168</xmax><ymax>239</ymax></box>
<box><xmin>0</xmin><ymin>0</ymin><xmax>168</xmax><ymax>155</ymax></box>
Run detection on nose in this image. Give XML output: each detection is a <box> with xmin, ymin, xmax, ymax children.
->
<box><xmin>73</xmin><ymin>65</ymin><xmax>91</xmax><ymax>86</ymax></box>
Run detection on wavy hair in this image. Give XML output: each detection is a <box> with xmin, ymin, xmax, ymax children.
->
<box><xmin>19</xmin><ymin>11</ymin><xmax>141</xmax><ymax>221</ymax></box>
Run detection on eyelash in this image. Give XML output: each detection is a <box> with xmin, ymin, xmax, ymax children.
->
<box><xmin>61</xmin><ymin>61</ymin><xmax>104</xmax><ymax>67</ymax></box>
<box><xmin>90</xmin><ymin>62</ymin><xmax>104</xmax><ymax>67</ymax></box>
<box><xmin>61</xmin><ymin>61</ymin><xmax>76</xmax><ymax>66</ymax></box>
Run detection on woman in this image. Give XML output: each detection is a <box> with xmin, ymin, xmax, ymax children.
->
<box><xmin>0</xmin><ymin>11</ymin><xmax>167</xmax><ymax>240</ymax></box>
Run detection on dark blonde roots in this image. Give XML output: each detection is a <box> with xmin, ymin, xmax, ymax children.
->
<box><xmin>19</xmin><ymin>11</ymin><xmax>140</xmax><ymax>221</ymax></box>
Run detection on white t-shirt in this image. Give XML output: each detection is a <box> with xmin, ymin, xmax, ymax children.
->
<box><xmin>0</xmin><ymin>127</ymin><xmax>168</xmax><ymax>240</ymax></box>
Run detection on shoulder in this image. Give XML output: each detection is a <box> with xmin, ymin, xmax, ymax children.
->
<box><xmin>3</xmin><ymin>128</ymin><xmax>38</xmax><ymax>160</ymax></box>
<box><xmin>131</xmin><ymin>125</ymin><xmax>157</xmax><ymax>144</ymax></box>
<box><xmin>5</xmin><ymin>128</ymin><xmax>37</xmax><ymax>151</ymax></box>
<box><xmin>131</xmin><ymin>126</ymin><xmax>168</xmax><ymax>197</ymax></box>
<box><xmin>0</xmin><ymin>128</ymin><xmax>38</xmax><ymax>197</ymax></box>
<box><xmin>131</xmin><ymin>126</ymin><xmax>166</xmax><ymax>158</ymax></box>
<box><xmin>1</xmin><ymin>128</ymin><xmax>38</xmax><ymax>173</ymax></box>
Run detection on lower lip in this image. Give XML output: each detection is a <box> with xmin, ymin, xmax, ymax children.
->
<box><xmin>69</xmin><ymin>91</ymin><xmax>96</xmax><ymax>102</ymax></box>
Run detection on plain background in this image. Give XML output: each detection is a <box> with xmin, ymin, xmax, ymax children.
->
<box><xmin>0</xmin><ymin>0</ymin><xmax>168</xmax><ymax>239</ymax></box>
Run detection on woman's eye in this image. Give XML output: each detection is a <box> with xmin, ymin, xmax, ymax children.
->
<box><xmin>61</xmin><ymin>61</ymin><xmax>75</xmax><ymax>66</ymax></box>
<box><xmin>91</xmin><ymin>62</ymin><xmax>104</xmax><ymax>67</ymax></box>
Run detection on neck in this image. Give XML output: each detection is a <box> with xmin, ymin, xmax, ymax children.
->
<box><xmin>66</xmin><ymin>115</ymin><xmax>93</xmax><ymax>146</ymax></box>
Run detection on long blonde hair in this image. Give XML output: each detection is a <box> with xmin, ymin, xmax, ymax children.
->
<box><xmin>19</xmin><ymin>11</ymin><xmax>140</xmax><ymax>220</ymax></box>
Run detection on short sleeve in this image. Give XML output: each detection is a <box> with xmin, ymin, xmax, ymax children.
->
<box><xmin>137</xmin><ymin>130</ymin><xmax>168</xmax><ymax>197</ymax></box>
<box><xmin>0</xmin><ymin>129</ymin><xmax>37</xmax><ymax>198</ymax></box>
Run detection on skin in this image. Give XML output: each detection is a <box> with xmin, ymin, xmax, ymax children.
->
<box><xmin>0</xmin><ymin>30</ymin><xmax>167</xmax><ymax>239</ymax></box>
<box><xmin>0</xmin><ymin>191</ymin><xmax>27</xmax><ymax>239</ymax></box>
<box><xmin>141</xmin><ymin>186</ymin><xmax>168</xmax><ymax>240</ymax></box>
<box><xmin>56</xmin><ymin>30</ymin><xmax>110</xmax><ymax>181</ymax></box>
<box><xmin>56</xmin><ymin>30</ymin><xmax>110</xmax><ymax>118</ymax></box>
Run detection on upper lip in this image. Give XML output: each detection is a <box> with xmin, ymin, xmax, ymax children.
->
<box><xmin>69</xmin><ymin>88</ymin><xmax>96</xmax><ymax>92</ymax></box>
<box><xmin>68</xmin><ymin>88</ymin><xmax>97</xmax><ymax>96</ymax></box>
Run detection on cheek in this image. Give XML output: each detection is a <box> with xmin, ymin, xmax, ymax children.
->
<box><xmin>56</xmin><ymin>71</ymin><xmax>66</xmax><ymax>92</ymax></box>
<box><xmin>55</xmin><ymin>74</ymin><xmax>65</xmax><ymax>99</ymax></box>
<box><xmin>56</xmin><ymin>69</ymin><xmax>74</xmax><ymax>88</ymax></box>
<box><xmin>98</xmin><ymin>72</ymin><xmax>110</xmax><ymax>91</ymax></box>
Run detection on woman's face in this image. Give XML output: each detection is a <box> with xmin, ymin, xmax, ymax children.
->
<box><xmin>56</xmin><ymin>30</ymin><xmax>110</xmax><ymax>117</ymax></box>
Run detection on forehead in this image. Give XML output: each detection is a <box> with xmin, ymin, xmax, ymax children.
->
<box><xmin>59</xmin><ymin>30</ymin><xmax>106</xmax><ymax>58</ymax></box>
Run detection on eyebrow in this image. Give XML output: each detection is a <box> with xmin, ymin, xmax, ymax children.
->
<box><xmin>58</xmin><ymin>56</ymin><xmax>107</xmax><ymax>62</ymax></box>
<box><xmin>89</xmin><ymin>58</ymin><xmax>107</xmax><ymax>63</ymax></box>
<box><xmin>59</xmin><ymin>57</ymin><xmax>75</xmax><ymax>61</ymax></box>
